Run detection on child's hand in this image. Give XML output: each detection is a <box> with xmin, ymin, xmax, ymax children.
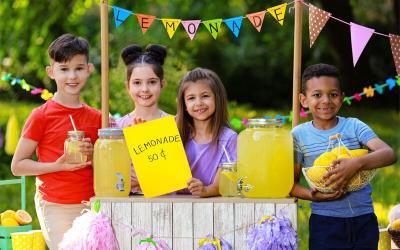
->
<box><xmin>132</xmin><ymin>117</ymin><xmax>146</xmax><ymax>125</ymax></box>
<box><xmin>187</xmin><ymin>178</ymin><xmax>207</xmax><ymax>197</ymax></box>
<box><xmin>56</xmin><ymin>154</ymin><xmax>91</xmax><ymax>172</ymax></box>
<box><xmin>79</xmin><ymin>138</ymin><xmax>94</xmax><ymax>161</ymax></box>
<box><xmin>324</xmin><ymin>157</ymin><xmax>361</xmax><ymax>192</ymax></box>
<box><xmin>310</xmin><ymin>188</ymin><xmax>344</xmax><ymax>201</ymax></box>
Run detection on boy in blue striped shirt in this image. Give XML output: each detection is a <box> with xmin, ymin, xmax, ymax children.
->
<box><xmin>290</xmin><ymin>63</ymin><xmax>397</xmax><ymax>249</ymax></box>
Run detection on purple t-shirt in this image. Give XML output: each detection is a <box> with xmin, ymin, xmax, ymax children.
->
<box><xmin>184</xmin><ymin>127</ymin><xmax>237</xmax><ymax>188</ymax></box>
<box><xmin>116</xmin><ymin>110</ymin><xmax>169</xmax><ymax>193</ymax></box>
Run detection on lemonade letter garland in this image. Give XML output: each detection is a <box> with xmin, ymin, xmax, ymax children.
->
<box><xmin>123</xmin><ymin>116</ymin><xmax>192</xmax><ymax>197</ymax></box>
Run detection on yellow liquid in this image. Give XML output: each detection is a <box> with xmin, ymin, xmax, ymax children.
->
<box><xmin>64</xmin><ymin>140</ymin><xmax>87</xmax><ymax>164</ymax></box>
<box><xmin>93</xmin><ymin>138</ymin><xmax>131</xmax><ymax>197</ymax></box>
<box><xmin>237</xmin><ymin>127</ymin><xmax>294</xmax><ymax>198</ymax></box>
<box><xmin>219</xmin><ymin>171</ymin><xmax>237</xmax><ymax>197</ymax></box>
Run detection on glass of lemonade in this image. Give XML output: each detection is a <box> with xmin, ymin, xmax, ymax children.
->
<box><xmin>219</xmin><ymin>162</ymin><xmax>237</xmax><ymax>197</ymax></box>
<box><xmin>64</xmin><ymin>131</ymin><xmax>87</xmax><ymax>164</ymax></box>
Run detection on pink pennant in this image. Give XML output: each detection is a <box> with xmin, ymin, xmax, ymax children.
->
<box><xmin>300</xmin><ymin>108</ymin><xmax>308</xmax><ymax>118</ymax></box>
<box><xmin>354</xmin><ymin>93</ymin><xmax>362</xmax><ymax>101</ymax></box>
<box><xmin>350</xmin><ymin>22</ymin><xmax>374</xmax><ymax>66</ymax></box>
<box><xmin>389</xmin><ymin>34</ymin><xmax>400</xmax><ymax>76</ymax></box>
<box><xmin>181</xmin><ymin>20</ymin><xmax>201</xmax><ymax>40</ymax></box>
<box><xmin>31</xmin><ymin>88</ymin><xmax>43</xmax><ymax>95</ymax></box>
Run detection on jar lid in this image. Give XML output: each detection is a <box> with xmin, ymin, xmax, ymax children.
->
<box><xmin>98</xmin><ymin>128</ymin><xmax>124</xmax><ymax>137</ymax></box>
<box><xmin>247</xmin><ymin>118</ymin><xmax>283</xmax><ymax>127</ymax></box>
<box><xmin>220</xmin><ymin>162</ymin><xmax>237</xmax><ymax>171</ymax></box>
<box><xmin>67</xmin><ymin>130</ymin><xmax>85</xmax><ymax>136</ymax></box>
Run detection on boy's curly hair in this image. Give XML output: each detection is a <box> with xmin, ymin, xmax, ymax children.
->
<box><xmin>301</xmin><ymin>63</ymin><xmax>343</xmax><ymax>94</ymax></box>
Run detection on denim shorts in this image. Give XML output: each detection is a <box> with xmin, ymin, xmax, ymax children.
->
<box><xmin>309</xmin><ymin>213</ymin><xmax>379</xmax><ymax>250</ymax></box>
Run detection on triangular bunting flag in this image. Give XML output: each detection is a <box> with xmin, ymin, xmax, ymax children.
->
<box><xmin>112</xmin><ymin>6</ymin><xmax>132</xmax><ymax>28</ymax></box>
<box><xmin>308</xmin><ymin>4</ymin><xmax>331</xmax><ymax>47</ymax></box>
<box><xmin>203</xmin><ymin>19</ymin><xmax>223</xmax><ymax>40</ymax></box>
<box><xmin>135</xmin><ymin>14</ymin><xmax>156</xmax><ymax>34</ymax></box>
<box><xmin>354</xmin><ymin>93</ymin><xmax>362</xmax><ymax>101</ymax></box>
<box><xmin>223</xmin><ymin>16</ymin><xmax>243</xmax><ymax>38</ymax></box>
<box><xmin>267</xmin><ymin>3</ymin><xmax>287</xmax><ymax>26</ymax></box>
<box><xmin>161</xmin><ymin>18</ymin><xmax>181</xmax><ymax>39</ymax></box>
<box><xmin>181</xmin><ymin>20</ymin><xmax>201</xmax><ymax>40</ymax></box>
<box><xmin>246</xmin><ymin>11</ymin><xmax>266</xmax><ymax>32</ymax></box>
<box><xmin>350</xmin><ymin>22</ymin><xmax>375</xmax><ymax>66</ymax></box>
<box><xmin>389</xmin><ymin>34</ymin><xmax>400</xmax><ymax>76</ymax></box>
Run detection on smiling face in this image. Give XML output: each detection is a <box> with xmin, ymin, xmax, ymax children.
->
<box><xmin>300</xmin><ymin>76</ymin><xmax>344</xmax><ymax>127</ymax></box>
<box><xmin>46</xmin><ymin>54</ymin><xmax>93</xmax><ymax>97</ymax></box>
<box><xmin>127</xmin><ymin>65</ymin><xmax>164</xmax><ymax>108</ymax></box>
<box><xmin>183</xmin><ymin>80</ymin><xmax>216</xmax><ymax>123</ymax></box>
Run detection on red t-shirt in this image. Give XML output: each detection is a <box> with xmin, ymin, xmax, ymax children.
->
<box><xmin>22</xmin><ymin>99</ymin><xmax>101</xmax><ymax>204</ymax></box>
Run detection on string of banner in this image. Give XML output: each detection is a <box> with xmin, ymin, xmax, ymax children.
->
<box><xmin>109</xmin><ymin>0</ymin><xmax>400</xmax><ymax>75</ymax></box>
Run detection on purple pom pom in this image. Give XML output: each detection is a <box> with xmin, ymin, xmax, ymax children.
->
<box><xmin>246</xmin><ymin>216</ymin><xmax>297</xmax><ymax>250</ymax></box>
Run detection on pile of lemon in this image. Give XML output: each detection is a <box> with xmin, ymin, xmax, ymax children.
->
<box><xmin>1</xmin><ymin>209</ymin><xmax>32</xmax><ymax>227</ymax></box>
<box><xmin>304</xmin><ymin>147</ymin><xmax>375</xmax><ymax>193</ymax></box>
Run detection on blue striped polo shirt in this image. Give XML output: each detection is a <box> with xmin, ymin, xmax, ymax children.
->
<box><xmin>292</xmin><ymin>116</ymin><xmax>377</xmax><ymax>218</ymax></box>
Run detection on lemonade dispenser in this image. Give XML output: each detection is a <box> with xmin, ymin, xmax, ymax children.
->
<box><xmin>93</xmin><ymin>128</ymin><xmax>131</xmax><ymax>197</ymax></box>
<box><xmin>237</xmin><ymin>118</ymin><xmax>294</xmax><ymax>198</ymax></box>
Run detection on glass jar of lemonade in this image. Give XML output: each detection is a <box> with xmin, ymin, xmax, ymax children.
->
<box><xmin>237</xmin><ymin>118</ymin><xmax>293</xmax><ymax>198</ymax></box>
<box><xmin>64</xmin><ymin>131</ymin><xmax>87</xmax><ymax>164</ymax></box>
<box><xmin>219</xmin><ymin>162</ymin><xmax>237</xmax><ymax>197</ymax></box>
<box><xmin>93</xmin><ymin>128</ymin><xmax>131</xmax><ymax>197</ymax></box>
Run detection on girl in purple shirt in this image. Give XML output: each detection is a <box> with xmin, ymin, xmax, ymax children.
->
<box><xmin>176</xmin><ymin>67</ymin><xmax>237</xmax><ymax>197</ymax></box>
<box><xmin>116</xmin><ymin>44</ymin><xmax>170</xmax><ymax>192</ymax></box>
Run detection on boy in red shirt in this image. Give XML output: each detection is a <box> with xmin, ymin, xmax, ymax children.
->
<box><xmin>11</xmin><ymin>34</ymin><xmax>101</xmax><ymax>249</ymax></box>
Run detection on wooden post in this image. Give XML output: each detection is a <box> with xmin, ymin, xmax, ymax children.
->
<box><xmin>100</xmin><ymin>0</ymin><xmax>109</xmax><ymax>128</ymax></box>
<box><xmin>292</xmin><ymin>0</ymin><xmax>303</xmax><ymax>128</ymax></box>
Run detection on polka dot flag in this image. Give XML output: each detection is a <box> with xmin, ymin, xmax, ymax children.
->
<box><xmin>309</xmin><ymin>4</ymin><xmax>331</xmax><ymax>48</ymax></box>
<box><xmin>389</xmin><ymin>34</ymin><xmax>400</xmax><ymax>76</ymax></box>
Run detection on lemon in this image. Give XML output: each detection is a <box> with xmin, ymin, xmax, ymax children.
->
<box><xmin>14</xmin><ymin>210</ymin><xmax>32</xmax><ymax>225</ymax></box>
<box><xmin>307</xmin><ymin>167</ymin><xmax>329</xmax><ymax>187</ymax></box>
<box><xmin>313</xmin><ymin>152</ymin><xmax>337</xmax><ymax>166</ymax></box>
<box><xmin>1</xmin><ymin>210</ymin><xmax>16</xmax><ymax>222</ymax></box>
<box><xmin>1</xmin><ymin>217</ymin><xmax>19</xmax><ymax>226</ymax></box>
<box><xmin>221</xmin><ymin>172</ymin><xmax>236</xmax><ymax>183</ymax></box>
<box><xmin>331</xmin><ymin>146</ymin><xmax>350</xmax><ymax>157</ymax></box>
<box><xmin>349</xmin><ymin>149</ymin><xmax>368</xmax><ymax>158</ymax></box>
<box><xmin>391</xmin><ymin>218</ymin><xmax>400</xmax><ymax>230</ymax></box>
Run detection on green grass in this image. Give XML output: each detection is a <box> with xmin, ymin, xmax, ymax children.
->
<box><xmin>0</xmin><ymin>101</ymin><xmax>399</xmax><ymax>249</ymax></box>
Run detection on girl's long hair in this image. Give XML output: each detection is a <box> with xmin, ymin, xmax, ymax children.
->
<box><xmin>176</xmin><ymin>67</ymin><xmax>230</xmax><ymax>146</ymax></box>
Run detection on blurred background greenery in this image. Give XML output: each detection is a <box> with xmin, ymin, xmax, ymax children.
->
<box><xmin>0</xmin><ymin>0</ymin><xmax>399</xmax><ymax>249</ymax></box>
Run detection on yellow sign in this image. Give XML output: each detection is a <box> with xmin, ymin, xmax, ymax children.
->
<box><xmin>123</xmin><ymin>116</ymin><xmax>192</xmax><ymax>197</ymax></box>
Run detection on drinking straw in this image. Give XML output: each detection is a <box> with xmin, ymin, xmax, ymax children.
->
<box><xmin>222</xmin><ymin>145</ymin><xmax>232</xmax><ymax>163</ymax></box>
<box><xmin>69</xmin><ymin>114</ymin><xmax>77</xmax><ymax>131</ymax></box>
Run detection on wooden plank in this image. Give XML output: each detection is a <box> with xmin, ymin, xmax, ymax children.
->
<box><xmin>173</xmin><ymin>203</ymin><xmax>193</xmax><ymax>250</ymax></box>
<box><xmin>152</xmin><ymin>203</ymin><xmax>173</xmax><ymax>248</ymax></box>
<box><xmin>234</xmin><ymin>203</ymin><xmax>254</xmax><ymax>250</ymax></box>
<box><xmin>193</xmin><ymin>203</ymin><xmax>213</xmax><ymax>248</ymax></box>
<box><xmin>214</xmin><ymin>203</ymin><xmax>235</xmax><ymax>246</ymax></box>
<box><xmin>99</xmin><ymin>201</ymin><xmax>112</xmax><ymax>218</ymax></box>
<box><xmin>131</xmin><ymin>203</ymin><xmax>152</xmax><ymax>250</ymax></box>
<box><xmin>92</xmin><ymin>195</ymin><xmax>296</xmax><ymax>204</ymax></box>
<box><xmin>112</xmin><ymin>202</ymin><xmax>132</xmax><ymax>250</ymax></box>
<box><xmin>254</xmin><ymin>203</ymin><xmax>275</xmax><ymax>222</ymax></box>
<box><xmin>276</xmin><ymin>203</ymin><xmax>297</xmax><ymax>230</ymax></box>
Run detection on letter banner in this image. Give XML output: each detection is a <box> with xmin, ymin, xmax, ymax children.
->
<box><xmin>246</xmin><ymin>11</ymin><xmax>266</xmax><ymax>32</ymax></box>
<box><xmin>181</xmin><ymin>20</ymin><xmax>201</xmax><ymax>40</ymax></box>
<box><xmin>203</xmin><ymin>19</ymin><xmax>223</xmax><ymax>40</ymax></box>
<box><xmin>267</xmin><ymin>3</ymin><xmax>287</xmax><ymax>26</ymax></box>
<box><xmin>135</xmin><ymin>14</ymin><xmax>156</xmax><ymax>34</ymax></box>
<box><xmin>112</xmin><ymin>6</ymin><xmax>133</xmax><ymax>28</ymax></box>
<box><xmin>223</xmin><ymin>16</ymin><xmax>243</xmax><ymax>38</ymax></box>
<box><xmin>161</xmin><ymin>18</ymin><xmax>182</xmax><ymax>39</ymax></box>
